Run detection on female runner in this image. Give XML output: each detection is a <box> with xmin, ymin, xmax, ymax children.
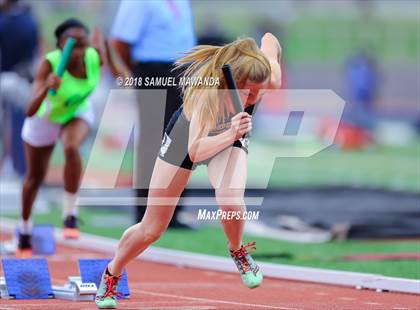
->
<box><xmin>18</xmin><ymin>18</ymin><xmax>120</xmax><ymax>257</ymax></box>
<box><xmin>95</xmin><ymin>33</ymin><xmax>282</xmax><ymax>309</ymax></box>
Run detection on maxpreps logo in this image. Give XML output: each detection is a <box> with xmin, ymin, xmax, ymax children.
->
<box><xmin>197</xmin><ymin>209</ymin><xmax>260</xmax><ymax>221</ymax></box>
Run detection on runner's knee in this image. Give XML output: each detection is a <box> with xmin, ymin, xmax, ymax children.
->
<box><xmin>24</xmin><ymin>174</ymin><xmax>44</xmax><ymax>191</ymax></box>
<box><xmin>63</xmin><ymin>143</ymin><xmax>80</xmax><ymax>160</ymax></box>
<box><xmin>215</xmin><ymin>188</ymin><xmax>245</xmax><ymax>208</ymax></box>
<box><xmin>139</xmin><ymin>225</ymin><xmax>166</xmax><ymax>244</ymax></box>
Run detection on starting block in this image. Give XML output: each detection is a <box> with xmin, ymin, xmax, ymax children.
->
<box><xmin>0</xmin><ymin>258</ymin><xmax>53</xmax><ymax>299</ymax></box>
<box><xmin>1</xmin><ymin>225</ymin><xmax>56</xmax><ymax>256</ymax></box>
<box><xmin>0</xmin><ymin>225</ymin><xmax>56</xmax><ymax>256</ymax></box>
<box><xmin>1</xmin><ymin>258</ymin><xmax>96</xmax><ymax>301</ymax></box>
<box><xmin>0</xmin><ymin>258</ymin><xmax>129</xmax><ymax>300</ymax></box>
<box><xmin>18</xmin><ymin>224</ymin><xmax>56</xmax><ymax>255</ymax></box>
<box><xmin>52</xmin><ymin>276</ymin><xmax>97</xmax><ymax>301</ymax></box>
<box><xmin>0</xmin><ymin>276</ymin><xmax>10</xmax><ymax>299</ymax></box>
<box><xmin>79</xmin><ymin>259</ymin><xmax>130</xmax><ymax>298</ymax></box>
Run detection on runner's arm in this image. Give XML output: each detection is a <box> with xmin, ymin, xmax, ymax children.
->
<box><xmin>26</xmin><ymin>60</ymin><xmax>59</xmax><ymax>117</ymax></box>
<box><xmin>188</xmin><ymin>111</ymin><xmax>252</xmax><ymax>163</ymax></box>
<box><xmin>260</xmin><ymin>32</ymin><xmax>282</xmax><ymax>89</ymax></box>
<box><xmin>91</xmin><ymin>27</ymin><xmax>129</xmax><ymax>77</ymax></box>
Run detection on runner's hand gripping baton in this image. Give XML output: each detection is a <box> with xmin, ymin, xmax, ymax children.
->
<box><xmin>49</xmin><ymin>37</ymin><xmax>76</xmax><ymax>96</ymax></box>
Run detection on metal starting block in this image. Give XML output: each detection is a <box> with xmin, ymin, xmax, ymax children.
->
<box><xmin>79</xmin><ymin>258</ymin><xmax>130</xmax><ymax>298</ymax></box>
<box><xmin>0</xmin><ymin>258</ymin><xmax>54</xmax><ymax>299</ymax></box>
<box><xmin>0</xmin><ymin>258</ymin><xmax>127</xmax><ymax>300</ymax></box>
<box><xmin>52</xmin><ymin>276</ymin><xmax>97</xmax><ymax>301</ymax></box>
<box><xmin>0</xmin><ymin>276</ymin><xmax>10</xmax><ymax>299</ymax></box>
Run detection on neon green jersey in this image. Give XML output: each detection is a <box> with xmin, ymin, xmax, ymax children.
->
<box><xmin>37</xmin><ymin>47</ymin><xmax>100</xmax><ymax>124</ymax></box>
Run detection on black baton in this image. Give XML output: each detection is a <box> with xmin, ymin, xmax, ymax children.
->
<box><xmin>222</xmin><ymin>64</ymin><xmax>250</xmax><ymax>139</ymax></box>
<box><xmin>222</xmin><ymin>64</ymin><xmax>244</xmax><ymax>113</ymax></box>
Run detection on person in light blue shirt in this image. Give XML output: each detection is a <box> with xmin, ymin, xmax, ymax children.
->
<box><xmin>111</xmin><ymin>0</ymin><xmax>196</xmax><ymax>228</ymax></box>
<box><xmin>112</xmin><ymin>0</ymin><xmax>195</xmax><ymax>63</ymax></box>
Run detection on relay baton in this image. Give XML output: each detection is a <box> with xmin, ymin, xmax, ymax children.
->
<box><xmin>222</xmin><ymin>64</ymin><xmax>251</xmax><ymax>138</ymax></box>
<box><xmin>222</xmin><ymin>64</ymin><xmax>244</xmax><ymax>114</ymax></box>
<box><xmin>49</xmin><ymin>37</ymin><xmax>76</xmax><ymax>95</ymax></box>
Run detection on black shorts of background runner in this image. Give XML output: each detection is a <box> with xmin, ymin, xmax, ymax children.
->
<box><xmin>133</xmin><ymin>62</ymin><xmax>186</xmax><ymax>225</ymax></box>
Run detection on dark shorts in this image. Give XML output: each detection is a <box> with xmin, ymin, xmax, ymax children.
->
<box><xmin>158</xmin><ymin>106</ymin><xmax>252</xmax><ymax>171</ymax></box>
<box><xmin>133</xmin><ymin>62</ymin><xmax>184</xmax><ymax>132</ymax></box>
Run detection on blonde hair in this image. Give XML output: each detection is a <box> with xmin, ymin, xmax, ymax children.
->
<box><xmin>175</xmin><ymin>38</ymin><xmax>271</xmax><ymax>133</ymax></box>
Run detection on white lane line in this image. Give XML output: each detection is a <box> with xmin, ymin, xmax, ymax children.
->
<box><xmin>0</xmin><ymin>305</ymin><xmax>67</xmax><ymax>309</ymax></box>
<box><xmin>48</xmin><ymin>253</ymin><xmax>104</xmax><ymax>261</ymax></box>
<box><xmin>315</xmin><ymin>292</ymin><xmax>329</xmax><ymax>296</ymax></box>
<box><xmin>141</xmin><ymin>290</ymin><xmax>301</xmax><ymax>310</ymax></box>
<box><xmin>337</xmin><ymin>297</ymin><xmax>355</xmax><ymax>301</ymax></box>
<box><xmin>221</xmin><ymin>274</ymin><xmax>235</xmax><ymax>279</ymax></box>
<box><xmin>0</xmin><ymin>304</ymin><xmax>216</xmax><ymax>310</ymax></box>
<box><xmin>131</xmin><ymin>282</ymin><xmax>284</xmax><ymax>288</ymax></box>
<box><xmin>80</xmin><ymin>307</ymin><xmax>216</xmax><ymax>310</ymax></box>
<box><xmin>392</xmin><ymin>308</ymin><xmax>410</xmax><ymax>310</ymax></box>
<box><xmin>365</xmin><ymin>302</ymin><xmax>383</xmax><ymax>306</ymax></box>
<box><xmin>136</xmin><ymin>307</ymin><xmax>215</xmax><ymax>310</ymax></box>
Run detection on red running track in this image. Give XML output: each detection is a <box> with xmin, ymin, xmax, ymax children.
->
<box><xmin>0</xmin><ymin>233</ymin><xmax>419</xmax><ymax>310</ymax></box>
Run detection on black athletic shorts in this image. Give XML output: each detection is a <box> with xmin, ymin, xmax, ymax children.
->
<box><xmin>158</xmin><ymin>105</ymin><xmax>255</xmax><ymax>170</ymax></box>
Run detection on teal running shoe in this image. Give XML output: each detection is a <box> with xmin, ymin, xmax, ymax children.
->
<box><xmin>95</xmin><ymin>267</ymin><xmax>122</xmax><ymax>309</ymax></box>
<box><xmin>230</xmin><ymin>242</ymin><xmax>263</xmax><ymax>289</ymax></box>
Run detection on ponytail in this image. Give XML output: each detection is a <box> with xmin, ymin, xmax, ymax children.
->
<box><xmin>176</xmin><ymin>38</ymin><xmax>271</xmax><ymax>133</ymax></box>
